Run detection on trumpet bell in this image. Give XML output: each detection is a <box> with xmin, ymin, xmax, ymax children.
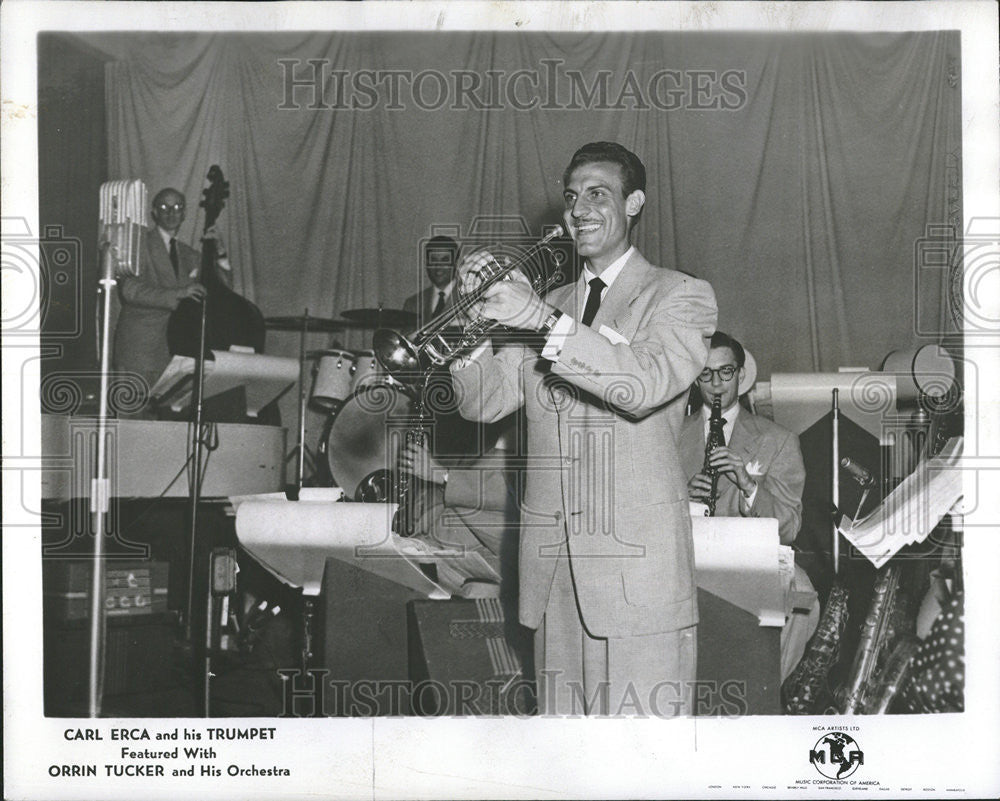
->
<box><xmin>373</xmin><ymin>327</ymin><xmax>424</xmax><ymax>381</ymax></box>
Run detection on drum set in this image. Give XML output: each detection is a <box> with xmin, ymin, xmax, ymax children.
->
<box><xmin>265</xmin><ymin>306</ymin><xmax>426</xmax><ymax>499</ymax></box>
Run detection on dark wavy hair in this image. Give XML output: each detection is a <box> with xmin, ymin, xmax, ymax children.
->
<box><xmin>709</xmin><ymin>331</ymin><xmax>746</xmax><ymax>368</ymax></box>
<box><xmin>686</xmin><ymin>331</ymin><xmax>749</xmax><ymax>413</ymax></box>
<box><xmin>562</xmin><ymin>141</ymin><xmax>646</xmax><ymax>197</ymax></box>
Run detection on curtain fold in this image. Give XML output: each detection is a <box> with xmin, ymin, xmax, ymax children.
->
<box><xmin>100</xmin><ymin>30</ymin><xmax>961</xmax><ymax>368</ymax></box>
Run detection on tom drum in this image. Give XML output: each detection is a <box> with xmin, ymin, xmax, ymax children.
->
<box><xmin>311</xmin><ymin>349</ymin><xmax>356</xmax><ymax>410</ymax></box>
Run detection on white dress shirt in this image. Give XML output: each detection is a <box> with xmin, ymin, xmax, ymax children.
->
<box><xmin>159</xmin><ymin>226</ymin><xmax>230</xmax><ymax>278</ymax></box>
<box><xmin>702</xmin><ymin>400</ymin><xmax>759</xmax><ymax>509</ymax></box>
<box><xmin>541</xmin><ymin>245</ymin><xmax>634</xmax><ymax>361</ymax></box>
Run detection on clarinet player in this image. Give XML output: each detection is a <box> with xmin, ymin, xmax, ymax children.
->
<box><xmin>679</xmin><ymin>331</ymin><xmax>819</xmax><ymax>680</ymax></box>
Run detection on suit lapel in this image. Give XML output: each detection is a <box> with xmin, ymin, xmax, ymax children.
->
<box><xmin>424</xmin><ymin>286</ymin><xmax>436</xmax><ymax>320</ymax></box>
<box><xmin>147</xmin><ymin>227</ymin><xmax>178</xmax><ymax>286</ymax></box>
<box><xmin>592</xmin><ymin>249</ymin><xmax>647</xmax><ymax>333</ymax></box>
<box><xmin>729</xmin><ymin>411</ymin><xmax>761</xmax><ymax>463</ymax></box>
<box><xmin>550</xmin><ymin>279</ymin><xmax>583</xmax><ymax>317</ymax></box>
<box><xmin>550</xmin><ymin>248</ymin><xmax>649</xmax><ymax>328</ymax></box>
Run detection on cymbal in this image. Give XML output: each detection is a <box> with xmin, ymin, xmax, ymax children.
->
<box><xmin>305</xmin><ymin>347</ymin><xmax>350</xmax><ymax>359</ymax></box>
<box><xmin>265</xmin><ymin>315</ymin><xmax>347</xmax><ymax>332</ymax></box>
<box><xmin>341</xmin><ymin>307</ymin><xmax>417</xmax><ymax>329</ymax></box>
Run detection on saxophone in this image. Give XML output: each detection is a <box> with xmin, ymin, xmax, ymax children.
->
<box><xmin>394</xmin><ymin>425</ymin><xmax>429</xmax><ymax>537</ymax></box>
<box><xmin>837</xmin><ymin>564</ymin><xmax>919</xmax><ymax>714</ymax></box>
<box><xmin>391</xmin><ymin>377</ymin><xmax>434</xmax><ymax>537</ymax></box>
<box><xmin>703</xmin><ymin>394</ymin><xmax>726</xmax><ymax>516</ymax></box>
<box><xmin>782</xmin><ymin>582</ymin><xmax>850</xmax><ymax>714</ymax></box>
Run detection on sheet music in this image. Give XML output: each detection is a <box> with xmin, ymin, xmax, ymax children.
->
<box><xmin>234</xmin><ymin>495</ymin><xmax>500</xmax><ymax>598</ymax></box>
<box><xmin>150</xmin><ymin>349</ymin><xmax>298</xmax><ymax>415</ymax></box>
<box><xmin>840</xmin><ymin>437</ymin><xmax>964</xmax><ymax>568</ymax></box>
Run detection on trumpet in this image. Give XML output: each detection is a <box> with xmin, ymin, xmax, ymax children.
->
<box><xmin>374</xmin><ymin>226</ymin><xmax>565</xmax><ymax>383</ymax></box>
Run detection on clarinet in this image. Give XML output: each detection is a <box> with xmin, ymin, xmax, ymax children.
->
<box><xmin>703</xmin><ymin>394</ymin><xmax>726</xmax><ymax>516</ymax></box>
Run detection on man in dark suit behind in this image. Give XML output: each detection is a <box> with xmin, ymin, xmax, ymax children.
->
<box><xmin>450</xmin><ymin>142</ymin><xmax>718</xmax><ymax>716</ymax></box>
<box><xmin>403</xmin><ymin>235</ymin><xmax>458</xmax><ymax>326</ymax></box>
<box><xmin>113</xmin><ymin>187</ymin><xmax>229</xmax><ymax>391</ymax></box>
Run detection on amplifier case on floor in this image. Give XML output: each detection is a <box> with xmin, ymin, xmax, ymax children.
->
<box><xmin>44</xmin><ymin>611</ymin><xmax>178</xmax><ymax>715</ymax></box>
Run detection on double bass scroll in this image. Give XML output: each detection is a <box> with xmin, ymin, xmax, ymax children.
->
<box><xmin>167</xmin><ymin>166</ymin><xmax>266</xmax><ymax>359</ymax></box>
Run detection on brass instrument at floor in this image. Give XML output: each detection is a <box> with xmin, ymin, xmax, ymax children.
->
<box><xmin>782</xmin><ymin>582</ymin><xmax>850</xmax><ymax>714</ymax></box>
<box><xmin>393</xmin><ymin>424</ymin><xmax>430</xmax><ymax>537</ymax></box>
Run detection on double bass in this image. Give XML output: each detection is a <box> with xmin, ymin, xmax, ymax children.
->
<box><xmin>167</xmin><ymin>165</ymin><xmax>266</xmax><ymax>358</ymax></box>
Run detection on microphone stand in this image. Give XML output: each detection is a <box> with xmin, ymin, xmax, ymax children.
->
<box><xmin>295</xmin><ymin>310</ymin><xmax>310</xmax><ymax>498</ymax></box>
<box><xmin>183</xmin><ymin>266</ymin><xmax>212</xmax><ymax>718</ymax></box>
<box><xmin>88</xmin><ymin>240</ymin><xmax>119</xmax><ymax>717</ymax></box>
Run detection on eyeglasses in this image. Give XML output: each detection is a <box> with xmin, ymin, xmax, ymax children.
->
<box><xmin>155</xmin><ymin>202</ymin><xmax>185</xmax><ymax>212</ymax></box>
<box><xmin>698</xmin><ymin>365</ymin><xmax>738</xmax><ymax>383</ymax></box>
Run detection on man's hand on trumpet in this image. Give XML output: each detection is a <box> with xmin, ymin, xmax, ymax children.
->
<box><xmin>457</xmin><ymin>249</ymin><xmax>554</xmax><ymax>331</ymax></box>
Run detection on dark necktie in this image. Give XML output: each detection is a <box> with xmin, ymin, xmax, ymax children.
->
<box><xmin>432</xmin><ymin>290</ymin><xmax>446</xmax><ymax>318</ymax></box>
<box><xmin>169</xmin><ymin>238</ymin><xmax>180</xmax><ymax>279</ymax></box>
<box><xmin>581</xmin><ymin>276</ymin><xmax>606</xmax><ymax>327</ymax></box>
<box><xmin>707</xmin><ymin>418</ymin><xmax>728</xmax><ymax>445</ymax></box>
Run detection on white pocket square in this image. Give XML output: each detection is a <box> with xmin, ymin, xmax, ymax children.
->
<box><xmin>745</xmin><ymin>459</ymin><xmax>765</xmax><ymax>476</ymax></box>
<box><xmin>598</xmin><ymin>324</ymin><xmax>630</xmax><ymax>345</ymax></box>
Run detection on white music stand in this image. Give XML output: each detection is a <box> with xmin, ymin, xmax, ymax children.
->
<box><xmin>691</xmin><ymin>515</ymin><xmax>793</xmax><ymax>626</ymax></box>
<box><xmin>151</xmin><ymin>349</ymin><xmax>298</xmax><ymax>416</ymax></box>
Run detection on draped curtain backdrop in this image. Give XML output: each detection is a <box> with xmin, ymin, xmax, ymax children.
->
<box><xmin>95</xmin><ymin>31</ymin><xmax>960</xmax><ymax>373</ymax></box>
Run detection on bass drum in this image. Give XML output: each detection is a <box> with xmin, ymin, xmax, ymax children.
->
<box><xmin>323</xmin><ymin>383</ymin><xmax>415</xmax><ymax>501</ymax></box>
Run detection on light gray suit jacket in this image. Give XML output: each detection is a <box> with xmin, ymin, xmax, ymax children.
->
<box><xmin>678</xmin><ymin>409</ymin><xmax>805</xmax><ymax>546</ymax></box>
<box><xmin>451</xmin><ymin>249</ymin><xmax>717</xmax><ymax>637</ymax></box>
<box><xmin>113</xmin><ymin>227</ymin><xmax>201</xmax><ymax>387</ymax></box>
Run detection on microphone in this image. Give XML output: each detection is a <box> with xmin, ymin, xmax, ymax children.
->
<box><xmin>99</xmin><ymin>180</ymin><xmax>147</xmax><ymax>277</ymax></box>
<box><xmin>840</xmin><ymin>456</ymin><xmax>875</xmax><ymax>488</ymax></box>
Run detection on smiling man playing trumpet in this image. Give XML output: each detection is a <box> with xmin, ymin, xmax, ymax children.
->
<box><xmin>450</xmin><ymin>142</ymin><xmax>718</xmax><ymax>716</ymax></box>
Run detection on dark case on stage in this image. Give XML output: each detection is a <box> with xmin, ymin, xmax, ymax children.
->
<box><xmin>319</xmin><ymin>558</ymin><xmax>424</xmax><ymax>716</ymax></box>
<box><xmin>43</xmin><ymin>560</ymin><xmax>175</xmax><ymax>713</ymax></box>
<box><xmin>318</xmin><ymin>558</ymin><xmax>532</xmax><ymax>716</ymax></box>
<box><xmin>408</xmin><ymin>599</ymin><xmax>532</xmax><ymax>716</ymax></box>
<box><xmin>43</xmin><ymin>560</ymin><xmax>169</xmax><ymax>620</ymax></box>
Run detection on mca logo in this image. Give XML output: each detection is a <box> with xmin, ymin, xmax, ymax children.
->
<box><xmin>809</xmin><ymin>732</ymin><xmax>864</xmax><ymax>780</ymax></box>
